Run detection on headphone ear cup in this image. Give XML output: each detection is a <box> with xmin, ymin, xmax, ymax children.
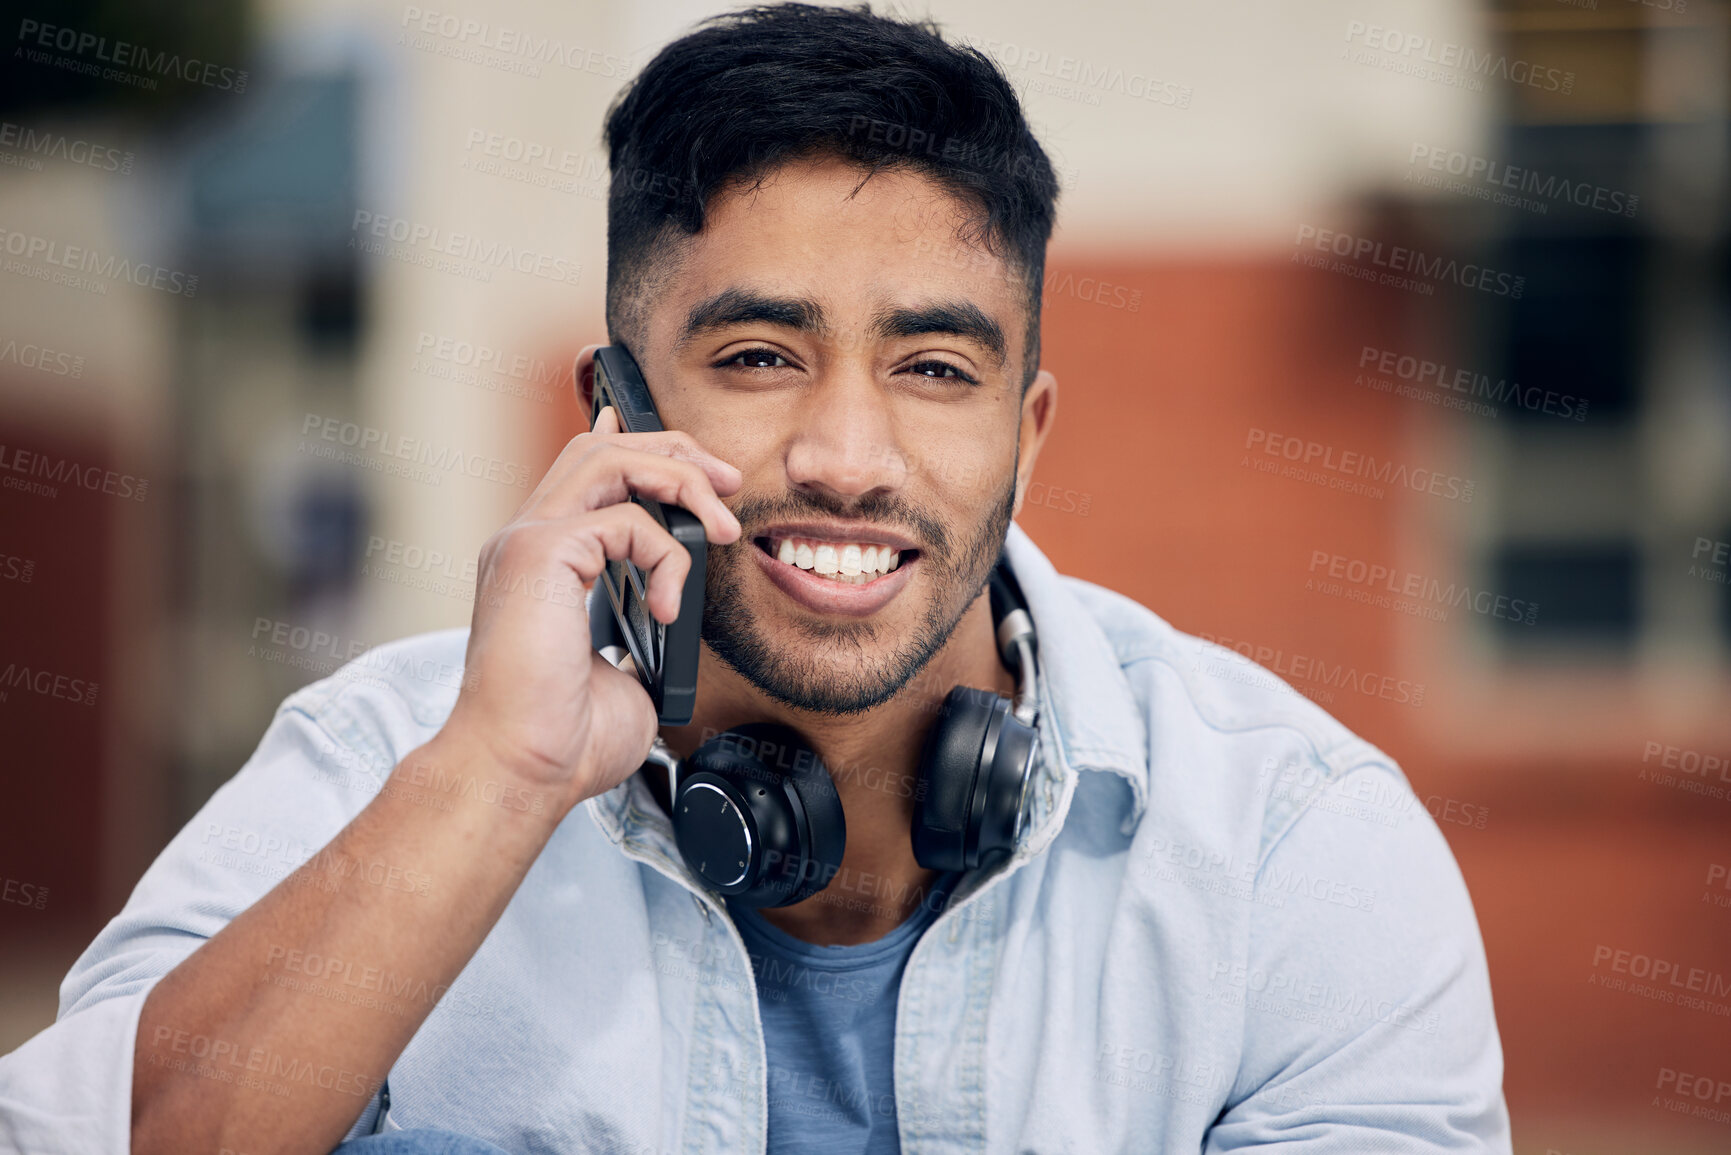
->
<box><xmin>676</xmin><ymin>722</ymin><xmax>845</xmax><ymax>909</ymax></box>
<box><xmin>974</xmin><ymin>712</ymin><xmax>1038</xmax><ymax>871</ymax></box>
<box><xmin>911</xmin><ymin>687</ymin><xmax>999</xmax><ymax>871</ymax></box>
<box><xmin>756</xmin><ymin>723</ymin><xmax>846</xmax><ymax>906</ymax></box>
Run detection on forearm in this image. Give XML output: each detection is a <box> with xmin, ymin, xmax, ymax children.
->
<box><xmin>130</xmin><ymin>730</ymin><xmax>561</xmax><ymax>1155</ymax></box>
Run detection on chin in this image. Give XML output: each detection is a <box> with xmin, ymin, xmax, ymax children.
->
<box><xmin>702</xmin><ymin>551</ymin><xmax>954</xmax><ymax>717</ymax></box>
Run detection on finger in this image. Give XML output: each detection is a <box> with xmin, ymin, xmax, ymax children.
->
<box><xmin>540</xmin><ymin>423</ymin><xmax>742</xmax><ymax>503</ymax></box>
<box><xmin>613</xmin><ymin>429</ymin><xmax>742</xmax><ymax>492</ymax></box>
<box><xmin>584</xmin><ymin>504</ymin><xmax>694</xmax><ymax>624</ymax></box>
<box><xmin>513</xmin><ymin>403</ymin><xmax>726</xmax><ymax>523</ymax></box>
<box><xmin>519</xmin><ymin>503</ymin><xmax>695</xmax><ymax>623</ymax></box>
<box><xmin>551</xmin><ymin>444</ymin><xmax>741</xmax><ymax>544</ymax></box>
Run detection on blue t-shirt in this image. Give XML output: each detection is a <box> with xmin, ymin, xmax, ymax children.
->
<box><xmin>727</xmin><ymin>873</ymin><xmax>960</xmax><ymax>1155</ymax></box>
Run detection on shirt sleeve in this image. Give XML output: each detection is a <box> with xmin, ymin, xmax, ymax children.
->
<box><xmin>1202</xmin><ymin>764</ymin><xmax>1512</xmax><ymax>1153</ymax></box>
<box><xmin>0</xmin><ymin>684</ymin><xmax>408</xmax><ymax>1154</ymax></box>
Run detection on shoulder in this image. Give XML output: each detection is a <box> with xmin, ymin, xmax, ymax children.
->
<box><xmin>1055</xmin><ymin>574</ymin><xmax>1412</xmax><ymax>867</ymax></box>
<box><xmin>279</xmin><ymin>626</ymin><xmax>471</xmax><ymax>763</ymax></box>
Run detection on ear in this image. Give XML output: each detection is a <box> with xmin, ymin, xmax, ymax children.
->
<box><xmin>1012</xmin><ymin>368</ymin><xmax>1059</xmax><ymax>516</ymax></box>
<box><xmin>573</xmin><ymin>344</ymin><xmax>605</xmax><ymax>428</ymax></box>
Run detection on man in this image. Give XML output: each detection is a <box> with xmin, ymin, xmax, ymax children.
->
<box><xmin>0</xmin><ymin>5</ymin><xmax>1510</xmax><ymax>1153</ymax></box>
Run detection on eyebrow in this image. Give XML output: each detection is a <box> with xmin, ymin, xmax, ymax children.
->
<box><xmin>677</xmin><ymin>289</ymin><xmax>826</xmax><ymax>348</ymax></box>
<box><xmin>677</xmin><ymin>287</ymin><xmax>1008</xmax><ymax>369</ymax></box>
<box><xmin>871</xmin><ymin>302</ymin><xmax>1006</xmax><ymax>368</ymax></box>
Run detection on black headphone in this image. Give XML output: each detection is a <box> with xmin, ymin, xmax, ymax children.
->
<box><xmin>623</xmin><ymin>561</ymin><xmax>1042</xmax><ymax>908</ymax></box>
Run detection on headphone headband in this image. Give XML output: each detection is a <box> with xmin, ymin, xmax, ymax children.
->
<box><xmin>988</xmin><ymin>561</ymin><xmax>1041</xmax><ymax>729</ymax></box>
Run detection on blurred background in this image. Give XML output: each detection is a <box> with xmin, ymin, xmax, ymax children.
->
<box><xmin>1</xmin><ymin>0</ymin><xmax>1728</xmax><ymax>1150</ymax></box>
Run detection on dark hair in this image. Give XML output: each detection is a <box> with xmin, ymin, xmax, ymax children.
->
<box><xmin>602</xmin><ymin>2</ymin><xmax>1060</xmax><ymax>388</ymax></box>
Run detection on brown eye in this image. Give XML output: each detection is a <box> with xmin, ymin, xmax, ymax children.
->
<box><xmin>906</xmin><ymin>360</ymin><xmax>977</xmax><ymax>384</ymax></box>
<box><xmin>722</xmin><ymin>348</ymin><xmax>790</xmax><ymax>370</ymax></box>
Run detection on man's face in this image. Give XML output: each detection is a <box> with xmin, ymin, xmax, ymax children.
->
<box><xmin>635</xmin><ymin>154</ymin><xmax>1041</xmax><ymax>716</ymax></box>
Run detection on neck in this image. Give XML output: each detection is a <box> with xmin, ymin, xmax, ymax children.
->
<box><xmin>652</xmin><ymin>588</ymin><xmax>1015</xmax><ymax>946</ymax></box>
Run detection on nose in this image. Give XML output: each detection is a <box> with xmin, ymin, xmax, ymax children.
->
<box><xmin>783</xmin><ymin>367</ymin><xmax>911</xmax><ymax>501</ymax></box>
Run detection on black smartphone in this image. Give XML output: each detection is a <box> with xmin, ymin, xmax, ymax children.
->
<box><xmin>584</xmin><ymin>346</ymin><xmax>705</xmax><ymax>726</ymax></box>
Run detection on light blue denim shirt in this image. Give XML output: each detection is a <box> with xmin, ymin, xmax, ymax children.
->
<box><xmin>0</xmin><ymin>522</ymin><xmax>1511</xmax><ymax>1153</ymax></box>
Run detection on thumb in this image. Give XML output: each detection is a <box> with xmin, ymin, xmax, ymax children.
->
<box><xmin>587</xmin><ymin>656</ymin><xmax>659</xmax><ymax>772</ymax></box>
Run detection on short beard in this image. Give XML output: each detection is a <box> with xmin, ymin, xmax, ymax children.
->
<box><xmin>700</xmin><ymin>474</ymin><xmax>1017</xmax><ymax>717</ymax></box>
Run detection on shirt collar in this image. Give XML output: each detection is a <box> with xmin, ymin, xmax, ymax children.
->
<box><xmin>1002</xmin><ymin>521</ymin><xmax>1151</xmax><ymax>844</ymax></box>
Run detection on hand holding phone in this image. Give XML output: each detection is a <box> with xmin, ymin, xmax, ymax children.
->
<box><xmin>432</xmin><ymin>345</ymin><xmax>741</xmax><ymax>822</ymax></box>
<box><xmin>587</xmin><ymin>346</ymin><xmax>709</xmax><ymax>726</ymax></box>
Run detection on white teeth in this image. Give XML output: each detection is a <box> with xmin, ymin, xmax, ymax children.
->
<box><xmin>768</xmin><ymin>536</ymin><xmax>909</xmax><ymax>582</ymax></box>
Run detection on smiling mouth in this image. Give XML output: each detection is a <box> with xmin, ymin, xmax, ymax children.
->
<box><xmin>753</xmin><ymin>534</ymin><xmax>921</xmax><ymax>585</ymax></box>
